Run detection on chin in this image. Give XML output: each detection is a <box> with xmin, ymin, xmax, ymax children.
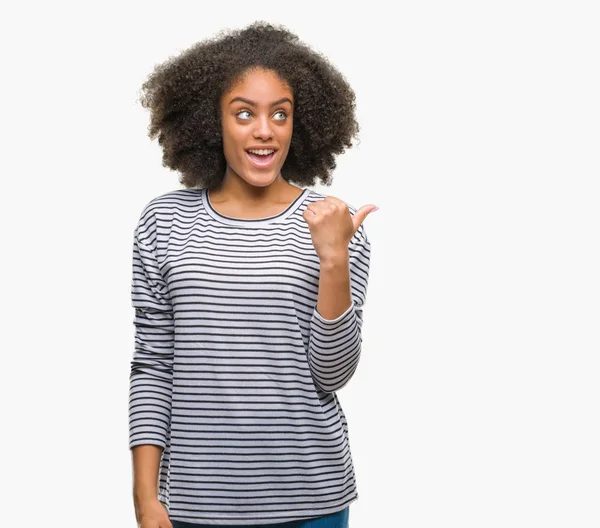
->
<box><xmin>243</xmin><ymin>171</ymin><xmax>281</xmax><ymax>187</ymax></box>
<box><xmin>228</xmin><ymin>162</ymin><xmax>282</xmax><ymax>187</ymax></box>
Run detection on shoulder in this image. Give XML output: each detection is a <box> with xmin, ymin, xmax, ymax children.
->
<box><xmin>134</xmin><ymin>188</ymin><xmax>200</xmax><ymax>243</ymax></box>
<box><xmin>137</xmin><ymin>188</ymin><xmax>201</xmax><ymax>223</ymax></box>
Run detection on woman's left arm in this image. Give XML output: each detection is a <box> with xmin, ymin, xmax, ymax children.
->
<box><xmin>307</xmin><ymin>225</ymin><xmax>371</xmax><ymax>393</ymax></box>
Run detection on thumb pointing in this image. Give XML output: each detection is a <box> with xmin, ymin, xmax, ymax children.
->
<box><xmin>352</xmin><ymin>204</ymin><xmax>378</xmax><ymax>232</ymax></box>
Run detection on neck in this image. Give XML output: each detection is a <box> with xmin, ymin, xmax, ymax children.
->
<box><xmin>211</xmin><ymin>170</ymin><xmax>299</xmax><ymax>204</ymax></box>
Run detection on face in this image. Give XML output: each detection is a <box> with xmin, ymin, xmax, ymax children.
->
<box><xmin>220</xmin><ymin>68</ymin><xmax>294</xmax><ymax>188</ymax></box>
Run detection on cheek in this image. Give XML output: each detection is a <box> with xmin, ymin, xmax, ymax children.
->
<box><xmin>282</xmin><ymin>123</ymin><xmax>294</xmax><ymax>148</ymax></box>
<box><xmin>222</xmin><ymin>124</ymin><xmax>245</xmax><ymax>155</ymax></box>
<box><xmin>284</xmin><ymin>119</ymin><xmax>294</xmax><ymax>141</ymax></box>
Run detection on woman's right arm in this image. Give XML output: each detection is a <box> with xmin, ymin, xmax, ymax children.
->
<box><xmin>129</xmin><ymin>217</ymin><xmax>175</xmax><ymax>527</ymax></box>
<box><xmin>132</xmin><ymin>445</ymin><xmax>170</xmax><ymax>525</ymax></box>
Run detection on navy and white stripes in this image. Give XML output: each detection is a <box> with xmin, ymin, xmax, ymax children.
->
<box><xmin>129</xmin><ymin>187</ymin><xmax>371</xmax><ymax>525</ymax></box>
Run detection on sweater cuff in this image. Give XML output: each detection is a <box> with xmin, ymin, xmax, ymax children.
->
<box><xmin>312</xmin><ymin>302</ymin><xmax>355</xmax><ymax>326</ymax></box>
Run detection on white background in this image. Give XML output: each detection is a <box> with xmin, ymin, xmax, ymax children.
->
<box><xmin>1</xmin><ymin>1</ymin><xmax>598</xmax><ymax>526</ymax></box>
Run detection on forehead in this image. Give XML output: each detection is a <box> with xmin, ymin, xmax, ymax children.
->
<box><xmin>223</xmin><ymin>68</ymin><xmax>293</xmax><ymax>104</ymax></box>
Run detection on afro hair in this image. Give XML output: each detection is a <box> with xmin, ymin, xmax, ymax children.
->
<box><xmin>138</xmin><ymin>20</ymin><xmax>360</xmax><ymax>189</ymax></box>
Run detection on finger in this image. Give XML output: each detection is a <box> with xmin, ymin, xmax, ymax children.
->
<box><xmin>303</xmin><ymin>207</ymin><xmax>317</xmax><ymax>219</ymax></box>
<box><xmin>302</xmin><ymin>209</ymin><xmax>317</xmax><ymax>229</ymax></box>
<box><xmin>306</xmin><ymin>201</ymin><xmax>325</xmax><ymax>213</ymax></box>
<box><xmin>308</xmin><ymin>201</ymin><xmax>339</xmax><ymax>216</ymax></box>
<box><xmin>351</xmin><ymin>204</ymin><xmax>378</xmax><ymax>232</ymax></box>
<box><xmin>323</xmin><ymin>196</ymin><xmax>345</xmax><ymax>207</ymax></box>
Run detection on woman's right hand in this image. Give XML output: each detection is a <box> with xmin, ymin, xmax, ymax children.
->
<box><xmin>135</xmin><ymin>497</ymin><xmax>173</xmax><ymax>528</ymax></box>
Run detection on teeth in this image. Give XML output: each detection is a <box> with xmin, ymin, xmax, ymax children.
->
<box><xmin>247</xmin><ymin>149</ymin><xmax>275</xmax><ymax>155</ymax></box>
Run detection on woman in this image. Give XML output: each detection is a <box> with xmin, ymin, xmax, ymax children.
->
<box><xmin>129</xmin><ymin>21</ymin><xmax>376</xmax><ymax>528</ymax></box>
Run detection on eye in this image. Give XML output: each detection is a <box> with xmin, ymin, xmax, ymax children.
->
<box><xmin>235</xmin><ymin>109</ymin><xmax>288</xmax><ymax>122</ymax></box>
<box><xmin>236</xmin><ymin>110</ymin><xmax>252</xmax><ymax>120</ymax></box>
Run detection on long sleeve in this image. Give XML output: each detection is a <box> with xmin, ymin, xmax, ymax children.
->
<box><xmin>307</xmin><ymin>223</ymin><xmax>371</xmax><ymax>393</ymax></box>
<box><xmin>128</xmin><ymin>223</ymin><xmax>174</xmax><ymax>450</ymax></box>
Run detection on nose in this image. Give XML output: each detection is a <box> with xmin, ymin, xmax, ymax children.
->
<box><xmin>252</xmin><ymin>114</ymin><xmax>274</xmax><ymax>140</ymax></box>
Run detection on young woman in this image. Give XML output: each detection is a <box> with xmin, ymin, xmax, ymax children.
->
<box><xmin>129</xmin><ymin>21</ymin><xmax>376</xmax><ymax>528</ymax></box>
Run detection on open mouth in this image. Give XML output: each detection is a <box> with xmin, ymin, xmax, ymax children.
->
<box><xmin>245</xmin><ymin>149</ymin><xmax>277</xmax><ymax>169</ymax></box>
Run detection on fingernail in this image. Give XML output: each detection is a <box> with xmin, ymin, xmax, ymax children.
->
<box><xmin>372</xmin><ymin>206</ymin><xmax>379</xmax><ymax>212</ymax></box>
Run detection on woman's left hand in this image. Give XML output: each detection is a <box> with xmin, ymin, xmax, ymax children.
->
<box><xmin>302</xmin><ymin>196</ymin><xmax>377</xmax><ymax>262</ymax></box>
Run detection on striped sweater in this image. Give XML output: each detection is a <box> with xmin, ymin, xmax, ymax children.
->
<box><xmin>128</xmin><ymin>187</ymin><xmax>371</xmax><ymax>525</ymax></box>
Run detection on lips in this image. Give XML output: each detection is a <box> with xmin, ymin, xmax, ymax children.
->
<box><xmin>245</xmin><ymin>150</ymin><xmax>277</xmax><ymax>169</ymax></box>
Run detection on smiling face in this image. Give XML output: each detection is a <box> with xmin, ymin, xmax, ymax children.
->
<box><xmin>220</xmin><ymin>68</ymin><xmax>294</xmax><ymax>188</ymax></box>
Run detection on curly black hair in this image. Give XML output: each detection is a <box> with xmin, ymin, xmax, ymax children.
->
<box><xmin>138</xmin><ymin>21</ymin><xmax>360</xmax><ymax>190</ymax></box>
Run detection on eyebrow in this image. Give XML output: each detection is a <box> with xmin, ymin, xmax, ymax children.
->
<box><xmin>229</xmin><ymin>97</ymin><xmax>293</xmax><ymax>107</ymax></box>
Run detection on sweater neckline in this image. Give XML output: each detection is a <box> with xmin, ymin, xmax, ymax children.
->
<box><xmin>201</xmin><ymin>187</ymin><xmax>310</xmax><ymax>227</ymax></box>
